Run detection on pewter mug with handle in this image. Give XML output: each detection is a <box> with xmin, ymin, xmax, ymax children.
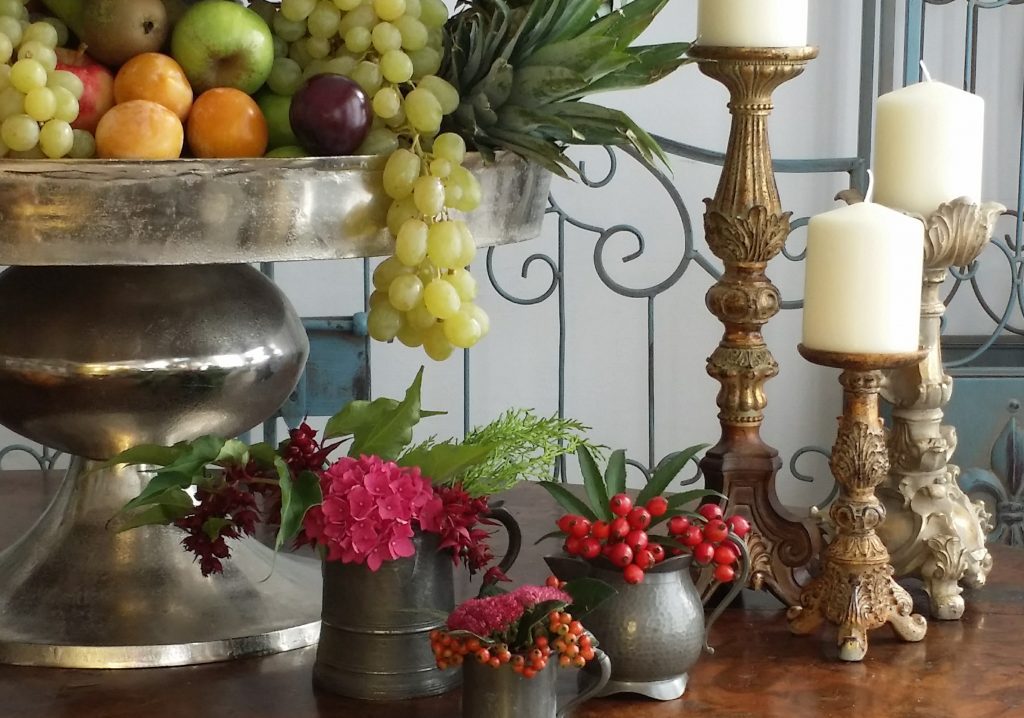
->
<box><xmin>462</xmin><ymin>647</ymin><xmax>611</xmax><ymax>718</ymax></box>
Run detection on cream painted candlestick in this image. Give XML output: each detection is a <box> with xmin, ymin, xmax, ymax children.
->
<box><xmin>877</xmin><ymin>197</ymin><xmax>1003</xmax><ymax>620</ymax></box>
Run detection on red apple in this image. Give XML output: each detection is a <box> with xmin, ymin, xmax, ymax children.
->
<box><xmin>55</xmin><ymin>48</ymin><xmax>115</xmax><ymax>133</ymax></box>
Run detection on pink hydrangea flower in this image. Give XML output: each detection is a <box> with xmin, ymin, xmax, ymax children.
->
<box><xmin>301</xmin><ymin>454</ymin><xmax>439</xmax><ymax>571</ymax></box>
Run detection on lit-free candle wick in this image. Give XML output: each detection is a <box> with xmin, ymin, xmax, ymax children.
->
<box><xmin>865</xmin><ymin>169</ymin><xmax>875</xmax><ymax>203</ymax></box>
<box><xmin>920</xmin><ymin>60</ymin><xmax>934</xmax><ymax>83</ymax></box>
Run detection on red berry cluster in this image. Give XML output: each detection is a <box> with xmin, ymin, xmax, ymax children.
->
<box><xmin>558</xmin><ymin>493</ymin><xmax>670</xmax><ymax>585</ymax></box>
<box><xmin>429</xmin><ymin>607</ymin><xmax>595</xmax><ymax>678</ymax></box>
<box><xmin>557</xmin><ymin>495</ymin><xmax>751</xmax><ymax>585</ymax></box>
<box><xmin>666</xmin><ymin>504</ymin><xmax>751</xmax><ymax>583</ymax></box>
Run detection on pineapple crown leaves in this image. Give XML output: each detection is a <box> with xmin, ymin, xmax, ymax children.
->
<box><xmin>443</xmin><ymin>0</ymin><xmax>692</xmax><ymax>178</ymax></box>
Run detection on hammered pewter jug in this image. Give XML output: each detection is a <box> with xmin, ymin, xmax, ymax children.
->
<box><xmin>314</xmin><ymin>509</ymin><xmax>522</xmax><ymax>700</ymax></box>
<box><xmin>546</xmin><ymin>554</ymin><xmax>740</xmax><ymax>700</ymax></box>
<box><xmin>462</xmin><ymin>647</ymin><xmax>611</xmax><ymax>718</ymax></box>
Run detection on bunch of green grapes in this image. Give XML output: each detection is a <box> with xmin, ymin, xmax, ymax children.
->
<box><xmin>0</xmin><ymin>1</ymin><xmax>92</xmax><ymax>159</ymax></box>
<box><xmin>369</xmin><ymin>131</ymin><xmax>488</xmax><ymax>360</ymax></box>
<box><xmin>260</xmin><ymin>0</ymin><xmax>491</xmax><ymax>360</ymax></box>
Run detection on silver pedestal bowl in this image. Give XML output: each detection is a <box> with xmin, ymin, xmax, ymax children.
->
<box><xmin>0</xmin><ymin>154</ymin><xmax>551</xmax><ymax>669</ymax></box>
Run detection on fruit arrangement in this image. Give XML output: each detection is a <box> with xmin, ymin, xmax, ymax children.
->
<box><xmin>4</xmin><ymin>0</ymin><xmax>689</xmax><ymax>358</ymax></box>
<box><xmin>430</xmin><ymin>578</ymin><xmax>612</xmax><ymax>677</ymax></box>
<box><xmin>540</xmin><ymin>446</ymin><xmax>751</xmax><ymax>585</ymax></box>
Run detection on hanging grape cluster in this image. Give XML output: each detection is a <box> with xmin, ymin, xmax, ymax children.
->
<box><xmin>0</xmin><ymin>2</ymin><xmax>92</xmax><ymax>159</ymax></box>
<box><xmin>267</xmin><ymin>0</ymin><xmax>487</xmax><ymax>360</ymax></box>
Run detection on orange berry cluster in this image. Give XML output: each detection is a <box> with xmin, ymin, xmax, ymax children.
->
<box><xmin>429</xmin><ymin>632</ymin><xmax>513</xmax><ymax>671</ymax></box>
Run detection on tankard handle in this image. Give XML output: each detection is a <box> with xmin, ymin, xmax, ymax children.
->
<box><xmin>557</xmin><ymin>648</ymin><xmax>610</xmax><ymax>718</ymax></box>
<box><xmin>486</xmin><ymin>507</ymin><xmax>522</xmax><ymax>575</ymax></box>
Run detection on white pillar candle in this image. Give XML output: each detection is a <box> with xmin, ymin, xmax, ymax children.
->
<box><xmin>873</xmin><ymin>80</ymin><xmax>984</xmax><ymax>215</ymax></box>
<box><xmin>697</xmin><ymin>0</ymin><xmax>808</xmax><ymax>47</ymax></box>
<box><xmin>803</xmin><ymin>202</ymin><xmax>924</xmax><ymax>354</ymax></box>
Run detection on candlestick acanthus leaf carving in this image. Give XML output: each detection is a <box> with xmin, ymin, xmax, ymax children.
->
<box><xmin>922</xmin><ymin>198</ymin><xmax>1006</xmax><ymax>270</ymax></box>
<box><xmin>829</xmin><ymin>422</ymin><xmax>889</xmax><ymax>494</ymax></box>
<box><xmin>704</xmin><ymin>205</ymin><xmax>791</xmax><ymax>264</ymax></box>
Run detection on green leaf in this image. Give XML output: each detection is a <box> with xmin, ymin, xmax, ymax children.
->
<box><xmin>665</xmin><ymin>488</ymin><xmax>727</xmax><ymax>512</ymax></box>
<box><xmin>350</xmin><ymin>367</ymin><xmax>431</xmax><ymax>460</ymax></box>
<box><xmin>549</xmin><ymin>0</ymin><xmax>607</xmax><ymax>43</ymax></box>
<box><xmin>110</xmin><ymin>487</ymin><xmax>193</xmax><ymax>532</ymax></box>
<box><xmin>603</xmin><ymin>449</ymin><xmax>626</xmax><ymax>498</ymax></box>
<box><xmin>158</xmin><ymin>435</ymin><xmax>228</xmax><ymax>478</ymax></box>
<box><xmin>564</xmin><ymin>577</ymin><xmax>616</xmax><ymax>617</ymax></box>
<box><xmin>507</xmin><ymin>65</ymin><xmax>588</xmax><ymax>108</ymax></box>
<box><xmin>578</xmin><ymin>446</ymin><xmax>610</xmax><ymax>520</ymax></box>
<box><xmin>215</xmin><ymin>439</ymin><xmax>250</xmax><ymax>466</ymax></box>
<box><xmin>106</xmin><ymin>442</ymin><xmax>187</xmax><ymax>469</ymax></box>
<box><xmin>636</xmin><ymin>444</ymin><xmax>707</xmax><ymax>506</ymax></box>
<box><xmin>202</xmin><ymin>517</ymin><xmax>234</xmax><ymax>541</ymax></box>
<box><xmin>324</xmin><ymin>397</ymin><xmax>400</xmax><ymax>439</ymax></box>
<box><xmin>582</xmin><ymin>0</ymin><xmax>670</xmax><ymax>49</ymax></box>
<box><xmin>248</xmin><ymin>442</ymin><xmax>279</xmax><ymax>466</ymax></box>
<box><xmin>533</xmin><ymin>529</ymin><xmax>565</xmax><ymax>546</ymax></box>
<box><xmin>397</xmin><ymin>441</ymin><xmax>496</xmax><ymax>483</ymax></box>
<box><xmin>515</xmin><ymin>599</ymin><xmax>569</xmax><ymax>647</ymax></box>
<box><xmin>520</xmin><ymin>35</ymin><xmax>618</xmax><ymax>73</ymax></box>
<box><xmin>275</xmin><ymin>466</ymin><xmax>322</xmax><ymax>550</ymax></box>
<box><xmin>120</xmin><ymin>470</ymin><xmax>197</xmax><ymax>512</ymax></box>
<box><xmin>576</xmin><ymin>44</ymin><xmax>692</xmax><ymax>96</ymax></box>
<box><xmin>537</xmin><ymin>481</ymin><xmax>597</xmax><ymax>521</ymax></box>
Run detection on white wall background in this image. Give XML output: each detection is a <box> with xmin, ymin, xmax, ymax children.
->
<box><xmin>2</xmin><ymin>2</ymin><xmax>1023</xmax><ymax>512</ymax></box>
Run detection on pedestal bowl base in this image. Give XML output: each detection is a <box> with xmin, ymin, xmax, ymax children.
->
<box><xmin>0</xmin><ymin>458</ymin><xmax>321</xmax><ymax>668</ymax></box>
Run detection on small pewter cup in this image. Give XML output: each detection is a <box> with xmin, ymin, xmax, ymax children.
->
<box><xmin>462</xmin><ymin>648</ymin><xmax>611</xmax><ymax>718</ymax></box>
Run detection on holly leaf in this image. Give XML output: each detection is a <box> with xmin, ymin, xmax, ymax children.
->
<box><xmin>398</xmin><ymin>442</ymin><xmax>496</xmax><ymax>483</ymax></box>
<box><xmin>275</xmin><ymin>466</ymin><xmax>322</xmax><ymax>550</ymax></box>
<box><xmin>578</xmin><ymin>446</ymin><xmax>611</xmax><ymax>520</ymax></box>
<box><xmin>110</xmin><ymin>487</ymin><xmax>193</xmax><ymax>532</ymax></box>
<box><xmin>636</xmin><ymin>444</ymin><xmax>707</xmax><ymax>507</ymax></box>
<box><xmin>537</xmin><ymin>481</ymin><xmax>597</xmax><ymax>521</ymax></box>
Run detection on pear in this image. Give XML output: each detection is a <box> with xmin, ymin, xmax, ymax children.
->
<box><xmin>81</xmin><ymin>0</ymin><xmax>168</xmax><ymax>67</ymax></box>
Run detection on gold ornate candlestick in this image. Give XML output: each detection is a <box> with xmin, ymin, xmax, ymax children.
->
<box><xmin>689</xmin><ymin>45</ymin><xmax>821</xmax><ymax>604</ymax></box>
<box><xmin>877</xmin><ymin>197</ymin><xmax>1003</xmax><ymax>619</ymax></box>
<box><xmin>788</xmin><ymin>345</ymin><xmax>929</xmax><ymax>662</ymax></box>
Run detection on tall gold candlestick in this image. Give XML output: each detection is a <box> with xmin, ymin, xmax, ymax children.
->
<box><xmin>788</xmin><ymin>346</ymin><xmax>929</xmax><ymax>662</ymax></box>
<box><xmin>689</xmin><ymin>45</ymin><xmax>820</xmax><ymax>604</ymax></box>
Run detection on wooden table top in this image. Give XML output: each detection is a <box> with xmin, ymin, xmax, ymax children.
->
<box><xmin>0</xmin><ymin>472</ymin><xmax>1020</xmax><ymax>718</ymax></box>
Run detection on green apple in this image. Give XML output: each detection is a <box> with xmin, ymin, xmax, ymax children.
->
<box><xmin>257</xmin><ymin>91</ymin><xmax>299</xmax><ymax>150</ymax></box>
<box><xmin>265</xmin><ymin>146</ymin><xmax>306</xmax><ymax>158</ymax></box>
<box><xmin>171</xmin><ymin>0</ymin><xmax>274</xmax><ymax>95</ymax></box>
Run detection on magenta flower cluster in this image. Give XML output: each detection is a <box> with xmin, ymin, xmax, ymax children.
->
<box><xmin>302</xmin><ymin>454</ymin><xmax>444</xmax><ymax>571</ymax></box>
<box><xmin>446</xmin><ymin>585</ymin><xmax>572</xmax><ymax>638</ymax></box>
